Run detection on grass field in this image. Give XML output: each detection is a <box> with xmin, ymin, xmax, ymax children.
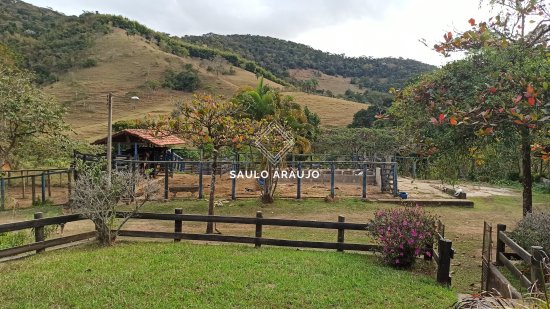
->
<box><xmin>1</xmin><ymin>185</ymin><xmax>548</xmax><ymax>296</ymax></box>
<box><xmin>0</xmin><ymin>242</ymin><xmax>456</xmax><ymax>308</ymax></box>
<box><xmin>288</xmin><ymin>68</ymin><xmax>363</xmax><ymax>95</ymax></box>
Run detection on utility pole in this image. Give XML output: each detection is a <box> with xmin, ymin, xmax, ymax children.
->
<box><xmin>106</xmin><ymin>93</ymin><xmax>113</xmax><ymax>185</ymax></box>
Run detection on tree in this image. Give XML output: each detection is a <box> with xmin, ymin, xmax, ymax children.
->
<box><xmin>0</xmin><ymin>50</ymin><xmax>67</xmax><ymax>168</ymax></box>
<box><xmin>234</xmin><ymin>80</ymin><xmax>320</xmax><ymax>203</ymax></box>
<box><xmin>399</xmin><ymin>0</ymin><xmax>550</xmax><ymax>215</ymax></box>
<box><xmin>168</xmin><ymin>94</ymin><xmax>258</xmax><ymax>232</ymax></box>
<box><xmin>70</xmin><ymin>162</ymin><xmax>160</xmax><ymax>246</ymax></box>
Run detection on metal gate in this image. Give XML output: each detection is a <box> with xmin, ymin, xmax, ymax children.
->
<box><xmin>481</xmin><ymin>221</ymin><xmax>492</xmax><ymax>291</ymax></box>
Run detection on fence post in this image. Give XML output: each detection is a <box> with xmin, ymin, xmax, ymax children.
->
<box><xmin>67</xmin><ymin>170</ymin><xmax>72</xmax><ymax>201</ymax></box>
<box><xmin>174</xmin><ymin>208</ymin><xmax>183</xmax><ymax>242</ymax></box>
<box><xmin>47</xmin><ymin>172</ymin><xmax>51</xmax><ymax>197</ymax></box>
<box><xmin>530</xmin><ymin>246</ymin><xmax>546</xmax><ymax>292</ymax></box>
<box><xmin>22</xmin><ymin>171</ymin><xmax>26</xmax><ymax>199</ymax></box>
<box><xmin>231</xmin><ymin>162</ymin><xmax>236</xmax><ymax>200</ymax></box>
<box><xmin>41</xmin><ymin>173</ymin><xmax>46</xmax><ymax>204</ymax></box>
<box><xmin>34</xmin><ymin>212</ymin><xmax>45</xmax><ymax>253</ymax></box>
<box><xmin>495</xmin><ymin>224</ymin><xmax>506</xmax><ymax>266</ymax></box>
<box><xmin>436</xmin><ymin>238</ymin><xmax>453</xmax><ymax>286</ymax></box>
<box><xmin>330</xmin><ymin>162</ymin><xmax>335</xmax><ymax>198</ymax></box>
<box><xmin>412</xmin><ymin>160</ymin><xmax>417</xmax><ymax>179</ymax></box>
<box><xmin>296</xmin><ymin>162</ymin><xmax>302</xmax><ymax>200</ymax></box>
<box><xmin>164</xmin><ymin>163</ymin><xmax>169</xmax><ymax>201</ymax></box>
<box><xmin>337</xmin><ymin>215</ymin><xmax>345</xmax><ymax>252</ymax></box>
<box><xmin>0</xmin><ymin>178</ymin><xmax>4</xmax><ymax>210</ymax></box>
<box><xmin>198</xmin><ymin>162</ymin><xmax>203</xmax><ymax>199</ymax></box>
<box><xmin>255</xmin><ymin>211</ymin><xmax>263</xmax><ymax>248</ymax></box>
<box><xmin>392</xmin><ymin>163</ymin><xmax>398</xmax><ymax>196</ymax></box>
<box><xmin>362</xmin><ymin>164</ymin><xmax>367</xmax><ymax>200</ymax></box>
<box><xmin>31</xmin><ymin>176</ymin><xmax>36</xmax><ymax>205</ymax></box>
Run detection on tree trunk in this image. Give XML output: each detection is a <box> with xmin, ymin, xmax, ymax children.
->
<box><xmin>520</xmin><ymin>127</ymin><xmax>533</xmax><ymax>216</ymax></box>
<box><xmin>206</xmin><ymin>152</ymin><xmax>218</xmax><ymax>234</ymax></box>
<box><xmin>261</xmin><ymin>164</ymin><xmax>275</xmax><ymax>204</ymax></box>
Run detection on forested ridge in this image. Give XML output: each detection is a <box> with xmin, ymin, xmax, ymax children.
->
<box><xmin>183</xmin><ymin>33</ymin><xmax>436</xmax><ymax>91</ymax></box>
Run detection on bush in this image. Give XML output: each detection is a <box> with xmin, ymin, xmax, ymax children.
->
<box><xmin>162</xmin><ymin>66</ymin><xmax>200</xmax><ymax>92</ymax></box>
<box><xmin>0</xmin><ymin>232</ymin><xmax>29</xmax><ymax>250</ymax></box>
<box><xmin>369</xmin><ymin>206</ymin><xmax>437</xmax><ymax>268</ymax></box>
<box><xmin>510</xmin><ymin>212</ymin><xmax>550</xmax><ymax>254</ymax></box>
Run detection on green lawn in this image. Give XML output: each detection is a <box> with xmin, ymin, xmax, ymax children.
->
<box><xmin>1</xmin><ymin>187</ymin><xmax>549</xmax><ymax>296</ymax></box>
<box><xmin>0</xmin><ymin>242</ymin><xmax>456</xmax><ymax>309</ymax></box>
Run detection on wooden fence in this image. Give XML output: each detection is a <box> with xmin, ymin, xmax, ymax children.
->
<box><xmin>0</xmin><ymin>169</ymin><xmax>74</xmax><ymax>210</ymax></box>
<box><xmin>481</xmin><ymin>222</ymin><xmax>548</xmax><ymax>298</ymax></box>
<box><xmin>116</xmin><ymin>159</ymin><xmax>399</xmax><ymax>200</ymax></box>
<box><xmin>0</xmin><ymin>211</ymin><xmax>454</xmax><ymax>286</ymax></box>
<box><xmin>0</xmin><ymin>212</ymin><xmax>94</xmax><ymax>259</ymax></box>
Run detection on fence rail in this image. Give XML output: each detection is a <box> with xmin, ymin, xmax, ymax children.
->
<box><xmin>482</xmin><ymin>222</ymin><xmax>548</xmax><ymax>298</ymax></box>
<box><xmin>0</xmin><ymin>212</ymin><xmax>94</xmax><ymax>259</ymax></box>
<box><xmin>0</xmin><ymin>210</ymin><xmax>453</xmax><ymax>286</ymax></box>
<box><xmin>0</xmin><ymin>168</ymin><xmax>74</xmax><ymax>210</ymax></box>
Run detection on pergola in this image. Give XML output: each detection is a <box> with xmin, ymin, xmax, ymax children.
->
<box><xmin>92</xmin><ymin>129</ymin><xmax>186</xmax><ymax>161</ymax></box>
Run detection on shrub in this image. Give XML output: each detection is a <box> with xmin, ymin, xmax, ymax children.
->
<box><xmin>162</xmin><ymin>66</ymin><xmax>200</xmax><ymax>92</ymax></box>
<box><xmin>369</xmin><ymin>206</ymin><xmax>437</xmax><ymax>268</ymax></box>
<box><xmin>510</xmin><ymin>212</ymin><xmax>550</xmax><ymax>254</ymax></box>
<box><xmin>0</xmin><ymin>231</ymin><xmax>29</xmax><ymax>250</ymax></box>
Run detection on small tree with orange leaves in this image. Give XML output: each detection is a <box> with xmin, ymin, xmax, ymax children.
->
<box><xmin>167</xmin><ymin>94</ymin><xmax>260</xmax><ymax>233</ymax></box>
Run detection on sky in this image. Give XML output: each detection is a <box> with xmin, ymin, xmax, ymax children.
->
<box><xmin>24</xmin><ymin>0</ymin><xmax>494</xmax><ymax>66</ymax></box>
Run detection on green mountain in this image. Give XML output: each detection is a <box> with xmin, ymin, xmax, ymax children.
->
<box><xmin>183</xmin><ymin>33</ymin><xmax>436</xmax><ymax>92</ymax></box>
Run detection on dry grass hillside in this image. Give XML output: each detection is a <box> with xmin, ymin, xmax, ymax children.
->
<box><xmin>44</xmin><ymin>29</ymin><xmax>365</xmax><ymax>140</ymax></box>
<box><xmin>284</xmin><ymin>92</ymin><xmax>367</xmax><ymax>127</ymax></box>
<box><xmin>288</xmin><ymin>69</ymin><xmax>362</xmax><ymax>95</ymax></box>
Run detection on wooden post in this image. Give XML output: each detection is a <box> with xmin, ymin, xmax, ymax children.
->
<box><xmin>34</xmin><ymin>212</ymin><xmax>45</xmax><ymax>253</ymax></box>
<box><xmin>495</xmin><ymin>224</ymin><xmax>506</xmax><ymax>266</ymax></box>
<box><xmin>530</xmin><ymin>246</ymin><xmax>546</xmax><ymax>292</ymax></box>
<box><xmin>31</xmin><ymin>176</ymin><xmax>36</xmax><ymax>206</ymax></box>
<box><xmin>337</xmin><ymin>215</ymin><xmax>345</xmax><ymax>252</ymax></box>
<box><xmin>198</xmin><ymin>162</ymin><xmax>203</xmax><ymax>199</ymax></box>
<box><xmin>21</xmin><ymin>171</ymin><xmax>26</xmax><ymax>199</ymax></box>
<box><xmin>174</xmin><ymin>208</ymin><xmax>183</xmax><ymax>242</ymax></box>
<box><xmin>436</xmin><ymin>238</ymin><xmax>453</xmax><ymax>286</ymax></box>
<box><xmin>47</xmin><ymin>172</ymin><xmax>51</xmax><ymax>197</ymax></box>
<box><xmin>0</xmin><ymin>178</ymin><xmax>5</xmax><ymax>210</ymax></box>
<box><xmin>412</xmin><ymin>160</ymin><xmax>417</xmax><ymax>179</ymax></box>
<box><xmin>362</xmin><ymin>164</ymin><xmax>367</xmax><ymax>200</ymax></box>
<box><xmin>164</xmin><ymin>162</ymin><xmax>169</xmax><ymax>201</ymax></box>
<box><xmin>41</xmin><ymin>173</ymin><xmax>46</xmax><ymax>204</ymax></box>
<box><xmin>392</xmin><ymin>163</ymin><xmax>398</xmax><ymax>196</ymax></box>
<box><xmin>330</xmin><ymin>162</ymin><xmax>335</xmax><ymax>198</ymax></box>
<box><xmin>231</xmin><ymin>162</ymin><xmax>236</xmax><ymax>200</ymax></box>
<box><xmin>296</xmin><ymin>162</ymin><xmax>302</xmax><ymax>200</ymax></box>
<box><xmin>67</xmin><ymin>170</ymin><xmax>72</xmax><ymax>201</ymax></box>
<box><xmin>255</xmin><ymin>211</ymin><xmax>263</xmax><ymax>248</ymax></box>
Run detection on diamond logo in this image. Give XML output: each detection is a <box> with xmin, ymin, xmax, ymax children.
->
<box><xmin>254</xmin><ymin>121</ymin><xmax>295</xmax><ymax>165</ymax></box>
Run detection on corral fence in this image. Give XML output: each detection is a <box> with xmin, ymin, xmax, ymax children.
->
<box><xmin>114</xmin><ymin>159</ymin><xmax>399</xmax><ymax>200</ymax></box>
<box><xmin>481</xmin><ymin>222</ymin><xmax>548</xmax><ymax>298</ymax></box>
<box><xmin>0</xmin><ymin>210</ymin><xmax>453</xmax><ymax>286</ymax></box>
<box><xmin>0</xmin><ymin>168</ymin><xmax>74</xmax><ymax>210</ymax></box>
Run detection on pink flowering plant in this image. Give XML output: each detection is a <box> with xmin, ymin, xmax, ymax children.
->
<box><xmin>369</xmin><ymin>206</ymin><xmax>437</xmax><ymax>268</ymax></box>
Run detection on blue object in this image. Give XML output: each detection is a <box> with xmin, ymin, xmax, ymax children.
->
<box><xmin>258</xmin><ymin>178</ymin><xmax>265</xmax><ymax>187</ymax></box>
<box><xmin>399</xmin><ymin>192</ymin><xmax>408</xmax><ymax>199</ymax></box>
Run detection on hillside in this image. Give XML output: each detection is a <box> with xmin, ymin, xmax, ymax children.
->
<box><xmin>183</xmin><ymin>33</ymin><xmax>436</xmax><ymax>92</ymax></box>
<box><xmin>1</xmin><ymin>1</ymin><xmax>372</xmax><ymax>140</ymax></box>
<box><xmin>44</xmin><ymin>29</ymin><xmax>364</xmax><ymax>139</ymax></box>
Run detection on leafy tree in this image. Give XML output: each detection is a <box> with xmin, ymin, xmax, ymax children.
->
<box><xmin>0</xmin><ymin>51</ymin><xmax>67</xmax><ymax>168</ymax></box>
<box><xmin>349</xmin><ymin>107</ymin><xmax>379</xmax><ymax>128</ymax></box>
<box><xmin>167</xmin><ymin>94</ymin><xmax>259</xmax><ymax>232</ymax></box>
<box><xmin>397</xmin><ymin>0</ymin><xmax>550</xmax><ymax>215</ymax></box>
<box><xmin>162</xmin><ymin>65</ymin><xmax>201</xmax><ymax>92</ymax></box>
<box><xmin>233</xmin><ymin>79</ymin><xmax>320</xmax><ymax>203</ymax></box>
